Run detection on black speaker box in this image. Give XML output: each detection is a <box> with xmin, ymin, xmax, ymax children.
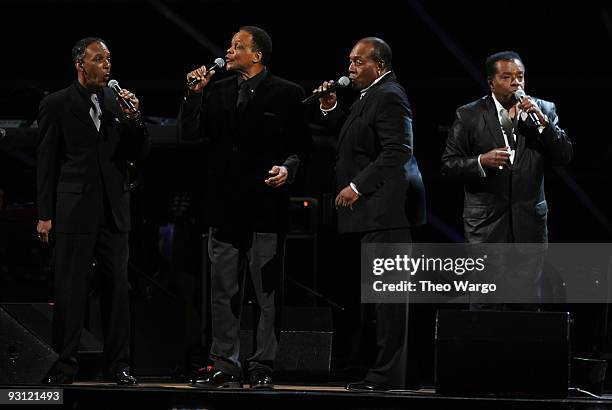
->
<box><xmin>0</xmin><ymin>303</ymin><xmax>103</xmax><ymax>381</ymax></box>
<box><xmin>0</xmin><ymin>305</ymin><xmax>57</xmax><ymax>384</ymax></box>
<box><xmin>435</xmin><ymin>309</ymin><xmax>570</xmax><ymax>398</ymax></box>
<box><xmin>239</xmin><ymin>305</ymin><xmax>333</xmax><ymax>377</ymax></box>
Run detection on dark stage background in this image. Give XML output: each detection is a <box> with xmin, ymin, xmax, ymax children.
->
<box><xmin>1</xmin><ymin>0</ymin><xmax>612</xmax><ymax>382</ymax></box>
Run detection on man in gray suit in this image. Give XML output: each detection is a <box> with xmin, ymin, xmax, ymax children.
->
<box><xmin>441</xmin><ymin>51</ymin><xmax>572</xmax><ymax>305</ymax></box>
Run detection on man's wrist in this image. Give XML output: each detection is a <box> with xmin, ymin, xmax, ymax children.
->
<box><xmin>126</xmin><ymin>111</ymin><xmax>144</xmax><ymax>126</ymax></box>
<box><xmin>320</xmin><ymin>101</ymin><xmax>337</xmax><ymax>115</ymax></box>
<box><xmin>477</xmin><ymin>154</ymin><xmax>487</xmax><ymax>177</ymax></box>
<box><xmin>184</xmin><ymin>89</ymin><xmax>204</xmax><ymax>100</ymax></box>
<box><xmin>126</xmin><ymin>111</ymin><xmax>141</xmax><ymax>119</ymax></box>
<box><xmin>537</xmin><ymin>114</ymin><xmax>550</xmax><ymax>133</ymax></box>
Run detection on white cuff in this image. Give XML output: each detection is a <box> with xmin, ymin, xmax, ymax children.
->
<box><xmin>349</xmin><ymin>182</ymin><xmax>361</xmax><ymax>196</ymax></box>
<box><xmin>477</xmin><ymin>155</ymin><xmax>487</xmax><ymax>177</ymax></box>
<box><xmin>537</xmin><ymin>114</ymin><xmax>549</xmax><ymax>134</ymax></box>
<box><xmin>320</xmin><ymin>101</ymin><xmax>338</xmax><ymax>116</ymax></box>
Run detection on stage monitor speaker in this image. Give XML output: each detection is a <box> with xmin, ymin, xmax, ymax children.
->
<box><xmin>435</xmin><ymin>309</ymin><xmax>570</xmax><ymax>398</ymax></box>
<box><xmin>0</xmin><ymin>305</ymin><xmax>57</xmax><ymax>384</ymax></box>
<box><xmin>240</xmin><ymin>305</ymin><xmax>333</xmax><ymax>378</ymax></box>
<box><xmin>0</xmin><ymin>303</ymin><xmax>103</xmax><ymax>380</ymax></box>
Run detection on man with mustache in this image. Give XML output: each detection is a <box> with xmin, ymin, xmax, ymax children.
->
<box><xmin>36</xmin><ymin>37</ymin><xmax>149</xmax><ymax>385</ymax></box>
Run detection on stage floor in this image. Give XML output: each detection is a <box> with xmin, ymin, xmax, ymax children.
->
<box><xmin>4</xmin><ymin>381</ymin><xmax>612</xmax><ymax>409</ymax></box>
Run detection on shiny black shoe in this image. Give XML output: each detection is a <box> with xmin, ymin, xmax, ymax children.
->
<box><xmin>190</xmin><ymin>366</ymin><xmax>242</xmax><ymax>389</ymax></box>
<box><xmin>345</xmin><ymin>381</ymin><xmax>382</xmax><ymax>391</ymax></box>
<box><xmin>249</xmin><ymin>370</ymin><xmax>273</xmax><ymax>389</ymax></box>
<box><xmin>42</xmin><ymin>371</ymin><xmax>74</xmax><ymax>385</ymax></box>
<box><xmin>112</xmin><ymin>370</ymin><xmax>138</xmax><ymax>386</ymax></box>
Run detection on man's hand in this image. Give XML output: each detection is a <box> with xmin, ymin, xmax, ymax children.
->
<box><xmin>37</xmin><ymin>219</ymin><xmax>52</xmax><ymax>244</ymax></box>
<box><xmin>265</xmin><ymin>165</ymin><xmax>288</xmax><ymax>187</ymax></box>
<box><xmin>314</xmin><ymin>80</ymin><xmax>337</xmax><ymax>110</ymax></box>
<box><xmin>480</xmin><ymin>147</ymin><xmax>511</xmax><ymax>170</ymax></box>
<box><xmin>117</xmin><ymin>88</ymin><xmax>140</xmax><ymax>118</ymax></box>
<box><xmin>518</xmin><ymin>95</ymin><xmax>547</xmax><ymax>125</ymax></box>
<box><xmin>186</xmin><ymin>65</ymin><xmax>216</xmax><ymax>93</ymax></box>
<box><xmin>335</xmin><ymin>185</ymin><xmax>359</xmax><ymax>209</ymax></box>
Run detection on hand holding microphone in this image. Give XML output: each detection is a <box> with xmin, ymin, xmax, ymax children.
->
<box><xmin>186</xmin><ymin>58</ymin><xmax>225</xmax><ymax>92</ymax></box>
<box><xmin>108</xmin><ymin>79</ymin><xmax>140</xmax><ymax>116</ymax></box>
<box><xmin>514</xmin><ymin>89</ymin><xmax>544</xmax><ymax>128</ymax></box>
<box><xmin>303</xmin><ymin>76</ymin><xmax>351</xmax><ymax>106</ymax></box>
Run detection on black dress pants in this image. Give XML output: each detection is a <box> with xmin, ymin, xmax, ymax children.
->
<box><xmin>51</xmin><ymin>223</ymin><xmax>131</xmax><ymax>378</ymax></box>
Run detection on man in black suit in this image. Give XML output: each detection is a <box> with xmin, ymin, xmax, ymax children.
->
<box><xmin>180</xmin><ymin>26</ymin><xmax>309</xmax><ymax>389</ymax></box>
<box><xmin>36</xmin><ymin>37</ymin><xmax>149</xmax><ymax>385</ymax></box>
<box><xmin>441</xmin><ymin>51</ymin><xmax>572</xmax><ymax>304</ymax></box>
<box><xmin>316</xmin><ymin>37</ymin><xmax>426</xmax><ymax>391</ymax></box>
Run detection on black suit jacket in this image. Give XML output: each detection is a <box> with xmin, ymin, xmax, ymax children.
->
<box><xmin>179</xmin><ymin>72</ymin><xmax>310</xmax><ymax>232</ymax></box>
<box><xmin>324</xmin><ymin>72</ymin><xmax>426</xmax><ymax>233</ymax></box>
<box><xmin>441</xmin><ymin>95</ymin><xmax>572</xmax><ymax>243</ymax></box>
<box><xmin>36</xmin><ymin>82</ymin><xmax>150</xmax><ymax>233</ymax></box>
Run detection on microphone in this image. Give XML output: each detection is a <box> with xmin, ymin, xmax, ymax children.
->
<box><xmin>302</xmin><ymin>76</ymin><xmax>351</xmax><ymax>104</ymax></box>
<box><xmin>107</xmin><ymin>79</ymin><xmax>138</xmax><ymax>113</ymax></box>
<box><xmin>514</xmin><ymin>89</ymin><xmax>541</xmax><ymax>127</ymax></box>
<box><xmin>187</xmin><ymin>58</ymin><xmax>226</xmax><ymax>88</ymax></box>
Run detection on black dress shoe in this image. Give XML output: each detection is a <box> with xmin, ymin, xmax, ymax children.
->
<box><xmin>191</xmin><ymin>366</ymin><xmax>242</xmax><ymax>388</ymax></box>
<box><xmin>346</xmin><ymin>381</ymin><xmax>382</xmax><ymax>391</ymax></box>
<box><xmin>188</xmin><ymin>367</ymin><xmax>207</xmax><ymax>385</ymax></box>
<box><xmin>249</xmin><ymin>370</ymin><xmax>273</xmax><ymax>389</ymax></box>
<box><xmin>112</xmin><ymin>370</ymin><xmax>138</xmax><ymax>386</ymax></box>
<box><xmin>42</xmin><ymin>371</ymin><xmax>74</xmax><ymax>385</ymax></box>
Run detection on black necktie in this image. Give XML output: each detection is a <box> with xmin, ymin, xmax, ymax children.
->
<box><xmin>500</xmin><ymin>108</ymin><xmax>516</xmax><ymax>150</ymax></box>
<box><xmin>236</xmin><ymin>81</ymin><xmax>250</xmax><ymax>114</ymax></box>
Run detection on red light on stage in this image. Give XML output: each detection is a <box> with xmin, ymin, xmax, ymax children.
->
<box><xmin>303</xmin><ymin>201</ymin><xmax>309</xmax><ymax>207</ymax></box>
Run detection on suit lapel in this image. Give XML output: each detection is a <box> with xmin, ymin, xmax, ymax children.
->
<box><xmin>336</xmin><ymin>72</ymin><xmax>396</xmax><ymax>151</ymax></box>
<box><xmin>513</xmin><ymin>129</ymin><xmax>525</xmax><ymax>167</ymax></box>
<box><xmin>249</xmin><ymin>72</ymin><xmax>273</xmax><ymax>114</ymax></box>
<box><xmin>513</xmin><ymin>109</ymin><xmax>534</xmax><ymax>166</ymax></box>
<box><xmin>222</xmin><ymin>78</ymin><xmax>239</xmax><ymax>135</ymax></box>
<box><xmin>483</xmin><ymin>95</ymin><xmax>507</xmax><ymax>149</ymax></box>
<box><xmin>68</xmin><ymin>83</ymin><xmax>100</xmax><ymax>135</ymax></box>
<box><xmin>100</xmin><ymin>87</ymin><xmax>119</xmax><ymax>121</ymax></box>
<box><xmin>336</xmin><ymin>95</ymin><xmax>366</xmax><ymax>151</ymax></box>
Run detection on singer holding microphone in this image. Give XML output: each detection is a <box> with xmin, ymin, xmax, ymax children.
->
<box><xmin>315</xmin><ymin>37</ymin><xmax>426</xmax><ymax>391</ymax></box>
<box><xmin>179</xmin><ymin>26</ymin><xmax>310</xmax><ymax>389</ymax></box>
<box><xmin>441</xmin><ymin>51</ymin><xmax>572</xmax><ymax>307</ymax></box>
<box><xmin>36</xmin><ymin>37</ymin><xmax>149</xmax><ymax>385</ymax></box>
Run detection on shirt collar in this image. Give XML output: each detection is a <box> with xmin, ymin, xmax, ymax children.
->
<box><xmin>74</xmin><ymin>80</ymin><xmax>102</xmax><ymax>107</ymax></box>
<box><xmin>360</xmin><ymin>71</ymin><xmax>392</xmax><ymax>99</ymax></box>
<box><xmin>491</xmin><ymin>93</ymin><xmax>522</xmax><ymax>122</ymax></box>
<box><xmin>237</xmin><ymin>67</ymin><xmax>267</xmax><ymax>92</ymax></box>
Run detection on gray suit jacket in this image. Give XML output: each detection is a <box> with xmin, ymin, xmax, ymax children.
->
<box><xmin>441</xmin><ymin>95</ymin><xmax>572</xmax><ymax>243</ymax></box>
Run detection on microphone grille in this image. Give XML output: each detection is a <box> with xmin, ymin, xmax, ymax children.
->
<box><xmin>514</xmin><ymin>89</ymin><xmax>526</xmax><ymax>99</ymax></box>
<box><xmin>214</xmin><ymin>58</ymin><xmax>226</xmax><ymax>69</ymax></box>
<box><xmin>337</xmin><ymin>76</ymin><xmax>350</xmax><ymax>87</ymax></box>
<box><xmin>107</xmin><ymin>79</ymin><xmax>119</xmax><ymax>89</ymax></box>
